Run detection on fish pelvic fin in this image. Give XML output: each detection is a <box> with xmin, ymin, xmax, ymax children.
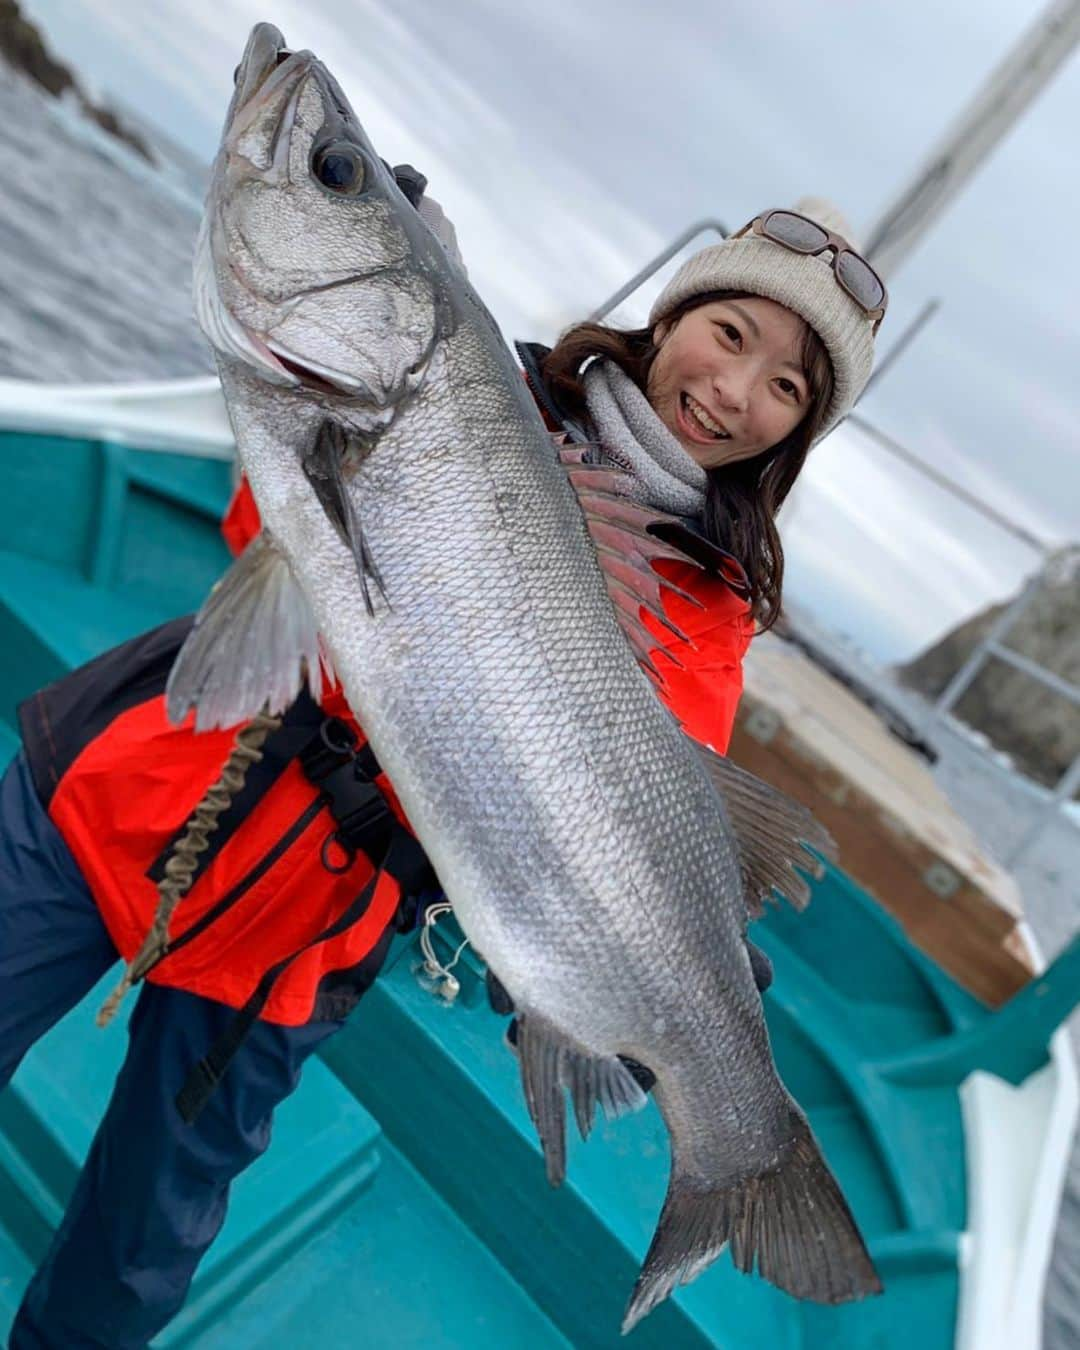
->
<box><xmin>166</xmin><ymin>530</ymin><xmax>330</xmax><ymax>731</ymax></box>
<box><xmin>694</xmin><ymin>746</ymin><xmax>837</xmax><ymax>917</ymax></box>
<box><xmin>622</xmin><ymin>1111</ymin><xmax>882</xmax><ymax>1334</ymax></box>
<box><xmin>517</xmin><ymin>1014</ymin><xmax>647</xmax><ymax>1187</ymax></box>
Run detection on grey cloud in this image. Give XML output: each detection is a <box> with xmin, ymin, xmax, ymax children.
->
<box><xmin>21</xmin><ymin>0</ymin><xmax>1080</xmax><ymax>662</ymax></box>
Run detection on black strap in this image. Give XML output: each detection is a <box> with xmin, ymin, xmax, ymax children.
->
<box><xmin>299</xmin><ymin>718</ymin><xmax>394</xmax><ymax>871</ymax></box>
<box><xmin>647</xmin><ymin>519</ymin><xmax>752</xmax><ymax>599</ymax></box>
<box><xmin>176</xmin><ymin>827</ymin><xmax>431</xmax><ymax>1124</ymax></box>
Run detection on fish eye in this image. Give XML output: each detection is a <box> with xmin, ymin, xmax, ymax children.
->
<box><xmin>232</xmin><ymin>64</ymin><xmax>241</xmax><ymax>86</ymax></box>
<box><xmin>313</xmin><ymin>143</ymin><xmax>365</xmax><ymax>195</ymax></box>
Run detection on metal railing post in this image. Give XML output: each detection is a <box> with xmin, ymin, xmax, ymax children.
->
<box><xmin>861</xmin><ymin>298</ymin><xmax>941</xmax><ymax>397</ymax></box>
<box><xmin>928</xmin><ymin>557</ymin><xmax>1080</xmax><ymax>869</ymax></box>
<box><xmin>586</xmin><ymin>219</ymin><xmax>730</xmax><ymax>322</ymax></box>
<box><xmin>935</xmin><ymin>576</ymin><xmax>1043</xmax><ymax>717</ymax></box>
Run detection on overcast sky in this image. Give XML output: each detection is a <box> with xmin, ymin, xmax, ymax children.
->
<box><xmin>23</xmin><ymin>0</ymin><xmax>1080</xmax><ymax>662</ymax></box>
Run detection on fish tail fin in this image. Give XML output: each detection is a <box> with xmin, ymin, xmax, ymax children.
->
<box><xmin>622</xmin><ymin>1113</ymin><xmax>882</xmax><ymax>1334</ymax></box>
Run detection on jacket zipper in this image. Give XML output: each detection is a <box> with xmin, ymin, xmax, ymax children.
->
<box><xmin>514</xmin><ymin>340</ymin><xmax>590</xmax><ymax>445</ymax></box>
<box><xmin>153</xmin><ymin>795</ymin><xmax>328</xmax><ymax>964</ymax></box>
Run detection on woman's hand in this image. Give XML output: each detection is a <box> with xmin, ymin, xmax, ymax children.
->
<box><xmin>390</xmin><ymin>163</ymin><xmax>467</xmax><ymax>276</ymax></box>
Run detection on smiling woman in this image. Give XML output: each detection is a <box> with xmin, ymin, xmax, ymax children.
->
<box><xmin>538</xmin><ymin>196</ymin><xmax>880</xmax><ymax>631</ymax></box>
<box><xmin>649</xmin><ymin>296</ymin><xmax>815</xmax><ymax>465</ymax></box>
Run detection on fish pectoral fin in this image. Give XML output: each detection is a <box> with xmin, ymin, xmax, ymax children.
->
<box><xmin>694</xmin><ymin>745</ymin><xmax>837</xmax><ymax>917</ymax></box>
<box><xmin>166</xmin><ymin>530</ymin><xmax>329</xmax><ymax>731</ymax></box>
<box><xmin>302</xmin><ymin>420</ymin><xmax>386</xmax><ymax>617</ymax></box>
<box><xmin>517</xmin><ymin>1014</ymin><xmax>647</xmax><ymax>1187</ymax></box>
<box><xmin>622</xmin><ymin>1109</ymin><xmax>882</xmax><ymax>1334</ymax></box>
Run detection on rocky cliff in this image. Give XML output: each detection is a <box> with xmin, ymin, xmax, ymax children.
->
<box><xmin>897</xmin><ymin>548</ymin><xmax>1080</xmax><ymax>787</ymax></box>
<box><xmin>0</xmin><ymin>0</ymin><xmax>152</xmax><ymax>161</ymax></box>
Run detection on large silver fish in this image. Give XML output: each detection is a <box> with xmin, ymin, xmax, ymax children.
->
<box><xmin>172</xmin><ymin>22</ymin><xmax>881</xmax><ymax>1331</ymax></box>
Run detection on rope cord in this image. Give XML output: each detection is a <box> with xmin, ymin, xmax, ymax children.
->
<box><xmin>95</xmin><ymin>706</ymin><xmax>284</xmax><ymax>1028</ymax></box>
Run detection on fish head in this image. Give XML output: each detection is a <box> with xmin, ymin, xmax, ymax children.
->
<box><xmin>196</xmin><ymin>23</ymin><xmax>454</xmax><ymax>424</ymax></box>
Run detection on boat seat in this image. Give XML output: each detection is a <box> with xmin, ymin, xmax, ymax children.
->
<box><xmin>0</xmin><ymin>459</ymin><xmax>230</xmax><ymax>738</ymax></box>
<box><xmin>0</xmin><ymin>549</ymin><xmax>165</xmax><ymax>672</ymax></box>
<box><xmin>0</xmin><ymin>549</ymin><xmax>187</xmax><ymax>761</ymax></box>
<box><xmin>0</xmin><ymin>431</ymin><xmax>232</xmax><ymax>745</ymax></box>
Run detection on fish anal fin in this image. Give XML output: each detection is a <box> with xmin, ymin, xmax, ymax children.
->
<box><xmin>166</xmin><ymin>531</ymin><xmax>325</xmax><ymax>732</ymax></box>
<box><xmin>602</xmin><ymin>564</ymin><xmax>688</xmax><ymax>648</ymax></box>
<box><xmin>564</xmin><ymin>463</ymin><xmax>633</xmax><ymax>496</ymax></box>
<box><xmin>694</xmin><ymin>744</ymin><xmax>837</xmax><ymax>917</ymax></box>
<box><xmin>517</xmin><ymin>1014</ymin><xmax>647</xmax><ymax>1187</ymax></box>
<box><xmin>597</xmin><ymin>546</ymin><xmax>698</xmax><ymax>633</ymax></box>
<box><xmin>622</xmin><ymin>1112</ymin><xmax>882</xmax><ymax>1333</ymax></box>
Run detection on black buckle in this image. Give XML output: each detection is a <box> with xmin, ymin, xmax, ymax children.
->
<box><xmin>315</xmin><ymin>755</ymin><xmax>393</xmax><ymax>873</ymax></box>
<box><xmin>299</xmin><ymin>718</ymin><xmax>356</xmax><ymax>784</ymax></box>
<box><xmin>317</xmin><ymin>760</ymin><xmax>388</xmax><ymax>837</ymax></box>
<box><xmin>300</xmin><ymin>717</ymin><xmax>394</xmax><ymax>873</ymax></box>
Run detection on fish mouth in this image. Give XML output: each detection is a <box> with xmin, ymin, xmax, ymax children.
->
<box><xmin>229</xmin><ymin>26</ymin><xmax>354</xmax><ymax>156</ymax></box>
<box><xmin>232</xmin><ymin>23</ymin><xmax>303</xmax><ymax>119</ymax></box>
<box><xmin>220</xmin><ymin>26</ymin><xmax>372</xmax><ymax>400</ymax></box>
<box><xmin>226</xmin><ymin>24</ymin><xmax>316</xmax><ymax>168</ymax></box>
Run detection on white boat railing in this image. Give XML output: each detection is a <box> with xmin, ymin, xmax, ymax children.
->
<box><xmin>957</xmin><ymin>1027</ymin><xmax>1079</xmax><ymax>1350</ymax></box>
<box><xmin>956</xmin><ymin>918</ymin><xmax>1080</xmax><ymax>1350</ymax></box>
<box><xmin>0</xmin><ymin>375</ymin><xmax>233</xmax><ymax>460</ymax></box>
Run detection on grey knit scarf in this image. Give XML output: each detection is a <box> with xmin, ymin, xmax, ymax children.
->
<box><xmin>582</xmin><ymin>359</ymin><xmax>708</xmax><ymax>519</ymax></box>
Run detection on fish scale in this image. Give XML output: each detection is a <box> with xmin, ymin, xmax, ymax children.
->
<box><xmin>168</xmin><ymin>20</ymin><xmax>882</xmax><ymax>1333</ymax></box>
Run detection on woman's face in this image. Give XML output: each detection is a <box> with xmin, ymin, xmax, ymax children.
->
<box><xmin>646</xmin><ymin>296</ymin><xmax>812</xmax><ymax>468</ymax></box>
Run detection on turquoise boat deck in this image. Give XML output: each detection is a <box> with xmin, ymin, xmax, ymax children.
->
<box><xmin>0</xmin><ymin>426</ymin><xmax>1059</xmax><ymax>1346</ymax></box>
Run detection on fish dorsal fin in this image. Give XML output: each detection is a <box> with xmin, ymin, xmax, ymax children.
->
<box><xmin>166</xmin><ymin>530</ymin><xmax>331</xmax><ymax>731</ymax></box>
<box><xmin>694</xmin><ymin>744</ymin><xmax>837</xmax><ymax>916</ymax></box>
<box><xmin>558</xmin><ymin>443</ymin><xmax>705</xmax><ymax>680</ymax></box>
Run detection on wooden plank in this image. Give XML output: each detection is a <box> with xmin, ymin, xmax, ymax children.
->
<box><xmin>731</xmin><ymin>637</ymin><xmax>1035</xmax><ymax>1006</ymax></box>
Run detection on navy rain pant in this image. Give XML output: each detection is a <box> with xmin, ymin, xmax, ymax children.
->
<box><xmin>0</xmin><ymin>752</ymin><xmax>347</xmax><ymax>1348</ymax></box>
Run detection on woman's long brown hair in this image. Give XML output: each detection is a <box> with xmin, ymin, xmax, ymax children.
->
<box><xmin>541</xmin><ymin>290</ymin><xmax>834</xmax><ymax>631</ymax></box>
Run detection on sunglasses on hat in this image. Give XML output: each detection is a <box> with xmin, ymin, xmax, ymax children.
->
<box><xmin>733</xmin><ymin>210</ymin><xmax>888</xmax><ymax>334</ymax></box>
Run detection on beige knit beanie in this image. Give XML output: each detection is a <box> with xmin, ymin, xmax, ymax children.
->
<box><xmin>648</xmin><ymin>197</ymin><xmax>878</xmax><ymax>440</ymax></box>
